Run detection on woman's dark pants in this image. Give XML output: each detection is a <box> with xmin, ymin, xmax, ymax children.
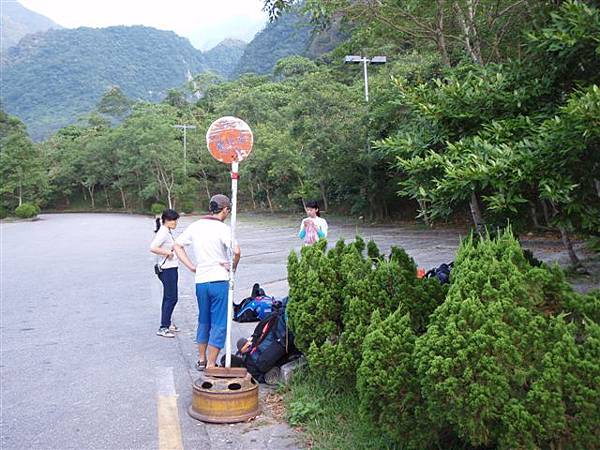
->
<box><xmin>158</xmin><ymin>268</ymin><xmax>178</xmax><ymax>328</ymax></box>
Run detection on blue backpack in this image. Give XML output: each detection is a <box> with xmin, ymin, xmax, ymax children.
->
<box><xmin>233</xmin><ymin>283</ymin><xmax>279</xmax><ymax>322</ymax></box>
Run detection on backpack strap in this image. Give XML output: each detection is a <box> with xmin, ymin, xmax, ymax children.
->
<box><xmin>250</xmin><ymin>311</ymin><xmax>281</xmax><ymax>353</ymax></box>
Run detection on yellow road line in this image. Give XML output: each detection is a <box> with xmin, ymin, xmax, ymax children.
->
<box><xmin>156</xmin><ymin>367</ymin><xmax>184</xmax><ymax>450</ymax></box>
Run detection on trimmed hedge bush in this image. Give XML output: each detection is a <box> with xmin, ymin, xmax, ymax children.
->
<box><xmin>14</xmin><ymin>203</ymin><xmax>40</xmax><ymax>218</ymax></box>
<box><xmin>287</xmin><ymin>237</ymin><xmax>447</xmax><ymax>387</ymax></box>
<box><xmin>356</xmin><ymin>229</ymin><xmax>600</xmax><ymax>449</ymax></box>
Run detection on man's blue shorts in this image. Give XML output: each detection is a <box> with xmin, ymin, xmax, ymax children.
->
<box><xmin>195</xmin><ymin>280</ymin><xmax>228</xmax><ymax>349</ymax></box>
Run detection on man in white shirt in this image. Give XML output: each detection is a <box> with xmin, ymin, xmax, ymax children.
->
<box><xmin>174</xmin><ymin>194</ymin><xmax>241</xmax><ymax>370</ymax></box>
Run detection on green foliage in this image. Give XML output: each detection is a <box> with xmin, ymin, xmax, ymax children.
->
<box><xmin>0</xmin><ymin>206</ymin><xmax>7</xmax><ymax>219</ymax></box>
<box><xmin>0</xmin><ymin>109</ymin><xmax>48</xmax><ymax>211</ymax></box>
<box><xmin>356</xmin><ymin>229</ymin><xmax>600</xmax><ymax>449</ymax></box>
<box><xmin>283</xmin><ymin>368</ymin><xmax>398</xmax><ymax>450</ymax></box>
<box><xmin>376</xmin><ymin>1</ymin><xmax>600</xmax><ymax>245</ymax></box>
<box><xmin>358</xmin><ymin>310</ymin><xmax>443</xmax><ymax>449</ymax></box>
<box><xmin>151</xmin><ymin>203</ymin><xmax>167</xmax><ymax>216</ymax></box>
<box><xmin>287</xmin><ymin>237</ymin><xmax>446</xmax><ymax>387</ymax></box>
<box><xmin>14</xmin><ymin>202</ymin><xmax>40</xmax><ymax>218</ymax></box>
<box><xmin>414</xmin><ymin>230</ymin><xmax>599</xmax><ymax>448</ymax></box>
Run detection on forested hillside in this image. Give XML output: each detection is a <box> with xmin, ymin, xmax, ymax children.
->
<box><xmin>204</xmin><ymin>38</ymin><xmax>247</xmax><ymax>79</ymax></box>
<box><xmin>0</xmin><ymin>1</ymin><xmax>62</xmax><ymax>52</ymax></box>
<box><xmin>1</xmin><ymin>26</ymin><xmax>209</xmax><ymax>140</ymax></box>
<box><xmin>234</xmin><ymin>10</ymin><xmax>313</xmax><ymax>75</ymax></box>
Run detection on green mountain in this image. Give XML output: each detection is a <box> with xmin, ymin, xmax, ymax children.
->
<box><xmin>204</xmin><ymin>38</ymin><xmax>247</xmax><ymax>79</ymax></box>
<box><xmin>0</xmin><ymin>1</ymin><xmax>62</xmax><ymax>52</ymax></box>
<box><xmin>233</xmin><ymin>10</ymin><xmax>344</xmax><ymax>76</ymax></box>
<box><xmin>234</xmin><ymin>11</ymin><xmax>314</xmax><ymax>76</ymax></box>
<box><xmin>1</xmin><ymin>26</ymin><xmax>214</xmax><ymax>140</ymax></box>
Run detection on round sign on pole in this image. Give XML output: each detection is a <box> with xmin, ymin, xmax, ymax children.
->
<box><xmin>206</xmin><ymin>116</ymin><xmax>253</xmax><ymax>164</ymax></box>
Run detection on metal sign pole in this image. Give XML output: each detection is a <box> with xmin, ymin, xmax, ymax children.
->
<box><xmin>225</xmin><ymin>161</ymin><xmax>239</xmax><ymax>368</ymax></box>
<box><xmin>205</xmin><ymin>116</ymin><xmax>253</xmax><ymax>371</ymax></box>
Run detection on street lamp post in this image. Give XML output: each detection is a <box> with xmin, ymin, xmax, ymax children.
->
<box><xmin>344</xmin><ymin>55</ymin><xmax>387</xmax><ymax>102</ymax></box>
<box><xmin>172</xmin><ymin>124</ymin><xmax>196</xmax><ymax>176</ymax></box>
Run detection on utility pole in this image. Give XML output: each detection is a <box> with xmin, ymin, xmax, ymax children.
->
<box><xmin>344</xmin><ymin>55</ymin><xmax>387</xmax><ymax>219</ymax></box>
<box><xmin>344</xmin><ymin>55</ymin><xmax>387</xmax><ymax>102</ymax></box>
<box><xmin>172</xmin><ymin>124</ymin><xmax>196</xmax><ymax>176</ymax></box>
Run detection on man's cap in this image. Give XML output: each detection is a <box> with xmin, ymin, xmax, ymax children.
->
<box><xmin>209</xmin><ymin>194</ymin><xmax>231</xmax><ymax>212</ymax></box>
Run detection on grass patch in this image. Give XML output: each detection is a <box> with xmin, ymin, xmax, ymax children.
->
<box><xmin>281</xmin><ymin>369</ymin><xmax>397</xmax><ymax>450</ymax></box>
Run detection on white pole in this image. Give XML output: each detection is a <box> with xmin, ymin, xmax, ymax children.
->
<box><xmin>363</xmin><ymin>57</ymin><xmax>369</xmax><ymax>102</ymax></box>
<box><xmin>183</xmin><ymin>126</ymin><xmax>187</xmax><ymax>176</ymax></box>
<box><xmin>225</xmin><ymin>161</ymin><xmax>239</xmax><ymax>368</ymax></box>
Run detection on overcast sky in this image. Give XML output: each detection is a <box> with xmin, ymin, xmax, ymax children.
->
<box><xmin>17</xmin><ymin>0</ymin><xmax>268</xmax><ymax>50</ymax></box>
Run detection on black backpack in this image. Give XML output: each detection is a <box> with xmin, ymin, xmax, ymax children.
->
<box><xmin>425</xmin><ymin>262</ymin><xmax>453</xmax><ymax>284</ymax></box>
<box><xmin>243</xmin><ymin>304</ymin><xmax>300</xmax><ymax>382</ymax></box>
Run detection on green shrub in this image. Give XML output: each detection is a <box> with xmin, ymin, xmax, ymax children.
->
<box><xmin>414</xmin><ymin>230</ymin><xmax>599</xmax><ymax>449</ymax></box>
<box><xmin>287</xmin><ymin>237</ymin><xmax>447</xmax><ymax>387</ymax></box>
<box><xmin>180</xmin><ymin>200</ymin><xmax>194</xmax><ymax>214</ymax></box>
<box><xmin>0</xmin><ymin>205</ymin><xmax>8</xmax><ymax>219</ymax></box>
<box><xmin>14</xmin><ymin>203</ymin><xmax>40</xmax><ymax>218</ymax></box>
<box><xmin>355</xmin><ymin>229</ymin><xmax>599</xmax><ymax>449</ymax></box>
<box><xmin>150</xmin><ymin>203</ymin><xmax>166</xmax><ymax>215</ymax></box>
<box><xmin>358</xmin><ymin>309</ymin><xmax>445</xmax><ymax>449</ymax></box>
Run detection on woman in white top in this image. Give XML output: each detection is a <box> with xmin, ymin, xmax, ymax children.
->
<box><xmin>298</xmin><ymin>200</ymin><xmax>328</xmax><ymax>245</ymax></box>
<box><xmin>150</xmin><ymin>208</ymin><xmax>180</xmax><ymax>338</ymax></box>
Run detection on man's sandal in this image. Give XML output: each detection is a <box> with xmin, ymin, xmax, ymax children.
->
<box><xmin>195</xmin><ymin>360</ymin><xmax>207</xmax><ymax>371</ymax></box>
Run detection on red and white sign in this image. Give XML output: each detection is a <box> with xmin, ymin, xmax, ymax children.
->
<box><xmin>206</xmin><ymin>116</ymin><xmax>253</xmax><ymax>164</ymax></box>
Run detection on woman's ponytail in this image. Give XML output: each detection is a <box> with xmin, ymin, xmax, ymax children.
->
<box><xmin>154</xmin><ymin>217</ymin><xmax>161</xmax><ymax>233</ymax></box>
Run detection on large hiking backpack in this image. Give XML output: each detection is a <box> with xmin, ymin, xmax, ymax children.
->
<box><xmin>233</xmin><ymin>283</ymin><xmax>276</xmax><ymax>322</ymax></box>
<box><xmin>243</xmin><ymin>305</ymin><xmax>299</xmax><ymax>382</ymax></box>
<box><xmin>425</xmin><ymin>262</ymin><xmax>453</xmax><ymax>284</ymax></box>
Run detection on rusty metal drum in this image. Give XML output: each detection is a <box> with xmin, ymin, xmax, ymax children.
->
<box><xmin>188</xmin><ymin>372</ymin><xmax>260</xmax><ymax>423</ymax></box>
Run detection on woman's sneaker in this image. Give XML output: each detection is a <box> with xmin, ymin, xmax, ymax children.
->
<box><xmin>157</xmin><ymin>327</ymin><xmax>175</xmax><ymax>338</ymax></box>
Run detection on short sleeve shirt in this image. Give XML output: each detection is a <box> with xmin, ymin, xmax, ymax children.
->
<box><xmin>175</xmin><ymin>218</ymin><xmax>234</xmax><ymax>283</ymax></box>
<box><xmin>150</xmin><ymin>226</ymin><xmax>178</xmax><ymax>269</ymax></box>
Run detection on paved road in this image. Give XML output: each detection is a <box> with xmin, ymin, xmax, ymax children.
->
<box><xmin>1</xmin><ymin>213</ymin><xmax>590</xmax><ymax>450</ymax></box>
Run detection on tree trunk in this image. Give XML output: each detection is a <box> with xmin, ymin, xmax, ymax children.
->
<box><xmin>469</xmin><ymin>191</ymin><xmax>485</xmax><ymax>233</ymax></box>
<box><xmin>200</xmin><ymin>167</ymin><xmax>211</xmax><ymax>202</ymax></box>
<box><xmin>18</xmin><ymin>178</ymin><xmax>23</xmax><ymax>207</ymax></box>
<box><xmin>595</xmin><ymin>179</ymin><xmax>600</xmax><ymax>198</ymax></box>
<box><xmin>88</xmin><ymin>186</ymin><xmax>95</xmax><ymax>209</ymax></box>
<box><xmin>418</xmin><ymin>199</ymin><xmax>431</xmax><ymax>227</ymax></box>
<box><xmin>249</xmin><ymin>182</ymin><xmax>257</xmax><ymax>209</ymax></box>
<box><xmin>118</xmin><ymin>187</ymin><xmax>127</xmax><ymax>209</ymax></box>
<box><xmin>435</xmin><ymin>0</ymin><xmax>451</xmax><ymax>67</ymax></box>
<box><xmin>319</xmin><ymin>182</ymin><xmax>329</xmax><ymax>212</ymax></box>
<box><xmin>454</xmin><ymin>1</ymin><xmax>484</xmax><ymax>65</ymax></box>
<box><xmin>265</xmin><ymin>188</ymin><xmax>274</xmax><ymax>213</ymax></box>
<box><xmin>104</xmin><ymin>189</ymin><xmax>111</xmax><ymax>209</ymax></box>
<box><xmin>541</xmin><ymin>199</ymin><xmax>551</xmax><ymax>226</ymax></box>
<box><xmin>529</xmin><ymin>203</ymin><xmax>540</xmax><ymax>229</ymax></box>
<box><xmin>558</xmin><ymin>226</ymin><xmax>582</xmax><ymax>267</ymax></box>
